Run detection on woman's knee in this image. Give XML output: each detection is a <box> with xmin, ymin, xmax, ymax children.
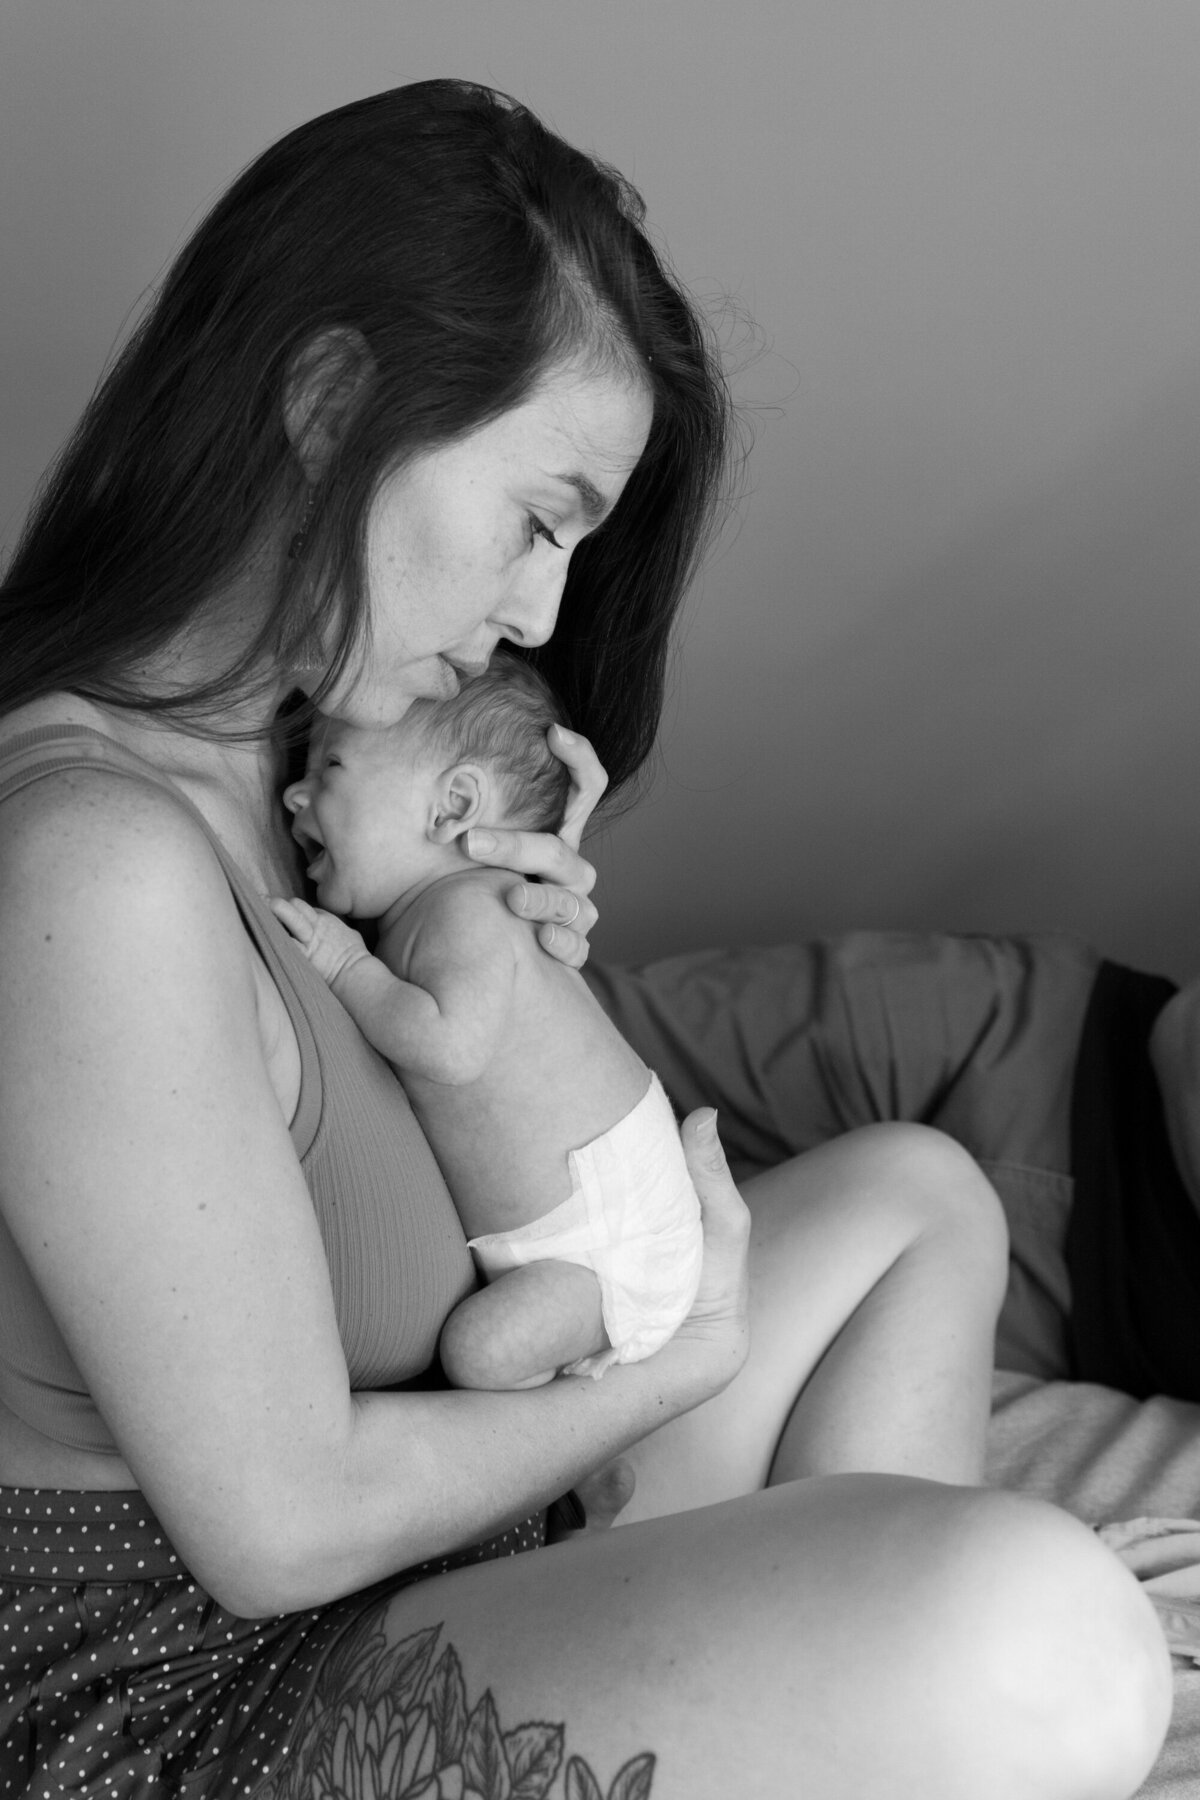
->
<box><xmin>768</xmin><ymin>1475</ymin><xmax>1172</xmax><ymax>1795</ymax></box>
<box><xmin>923</xmin><ymin>1484</ymin><xmax>1172</xmax><ymax>1796</ymax></box>
<box><xmin>644</xmin><ymin>1477</ymin><xmax>1171</xmax><ymax>1796</ymax></box>
<box><xmin>842</xmin><ymin>1121</ymin><xmax>1010</xmax><ymax>1265</ymax></box>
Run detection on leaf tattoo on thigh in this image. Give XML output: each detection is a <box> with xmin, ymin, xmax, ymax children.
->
<box><xmin>277</xmin><ymin>1617</ymin><xmax>656</xmax><ymax>1800</ymax></box>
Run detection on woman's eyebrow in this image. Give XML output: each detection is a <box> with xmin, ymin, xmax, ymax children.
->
<box><xmin>555</xmin><ymin>472</ymin><xmax>610</xmax><ymax>525</ymax></box>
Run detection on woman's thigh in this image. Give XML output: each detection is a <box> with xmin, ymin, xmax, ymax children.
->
<box><xmin>279</xmin><ymin>1477</ymin><xmax>1169</xmax><ymax>1800</ymax></box>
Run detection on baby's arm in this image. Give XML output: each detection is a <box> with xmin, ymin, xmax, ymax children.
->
<box><xmin>271</xmin><ymin>895</ymin><xmax>513</xmax><ymax>1084</ymax></box>
<box><xmin>270</xmin><ymin>897</ymin><xmax>375</xmax><ymax>987</ymax></box>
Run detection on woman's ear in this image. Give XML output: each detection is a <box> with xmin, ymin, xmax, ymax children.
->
<box><xmin>283</xmin><ymin>327</ymin><xmax>376</xmax><ymax>479</ymax></box>
<box><xmin>429</xmin><ymin>765</ymin><xmax>489</xmax><ymax>843</ymax></box>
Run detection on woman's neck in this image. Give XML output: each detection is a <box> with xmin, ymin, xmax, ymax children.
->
<box><xmin>115</xmin><ymin>703</ymin><xmax>306</xmax><ymax>894</ymax></box>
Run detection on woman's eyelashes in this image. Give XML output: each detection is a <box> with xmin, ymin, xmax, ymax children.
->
<box><xmin>527</xmin><ymin>513</ymin><xmax>563</xmax><ymax>550</ymax></box>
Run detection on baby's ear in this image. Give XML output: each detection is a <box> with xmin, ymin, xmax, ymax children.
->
<box><xmin>429</xmin><ymin>765</ymin><xmax>487</xmax><ymax>843</ymax></box>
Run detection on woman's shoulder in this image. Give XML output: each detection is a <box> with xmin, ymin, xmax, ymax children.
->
<box><xmin>0</xmin><ymin>690</ymin><xmax>116</xmax><ymax>752</ymax></box>
<box><xmin>0</xmin><ymin>704</ymin><xmax>240</xmax><ymax>949</ymax></box>
<box><xmin>0</xmin><ymin>748</ymin><xmax>264</xmax><ymax>1123</ymax></box>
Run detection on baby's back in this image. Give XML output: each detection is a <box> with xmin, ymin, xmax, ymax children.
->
<box><xmin>383</xmin><ymin>870</ymin><xmax>653</xmax><ymax>1240</ymax></box>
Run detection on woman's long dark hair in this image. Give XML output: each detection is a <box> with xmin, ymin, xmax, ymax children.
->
<box><xmin>0</xmin><ymin>80</ymin><xmax>732</xmax><ymax>801</ymax></box>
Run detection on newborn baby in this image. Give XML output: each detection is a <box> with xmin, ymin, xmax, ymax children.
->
<box><xmin>272</xmin><ymin>656</ymin><xmax>703</xmax><ymax>1388</ymax></box>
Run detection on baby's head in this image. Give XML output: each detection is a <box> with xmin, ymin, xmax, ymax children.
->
<box><xmin>402</xmin><ymin>653</ymin><xmax>571</xmax><ymax>837</ymax></box>
<box><xmin>284</xmin><ymin>654</ymin><xmax>571</xmax><ymax>918</ymax></box>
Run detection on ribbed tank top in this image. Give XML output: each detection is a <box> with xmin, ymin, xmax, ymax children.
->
<box><xmin>0</xmin><ymin>726</ymin><xmax>474</xmax><ymax>1454</ymax></box>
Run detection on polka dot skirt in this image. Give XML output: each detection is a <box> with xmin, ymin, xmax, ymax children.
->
<box><xmin>0</xmin><ymin>1487</ymin><xmax>546</xmax><ymax>1797</ymax></box>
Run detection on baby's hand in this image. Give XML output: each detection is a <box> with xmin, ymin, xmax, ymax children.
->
<box><xmin>271</xmin><ymin>897</ymin><xmax>373</xmax><ymax>987</ymax></box>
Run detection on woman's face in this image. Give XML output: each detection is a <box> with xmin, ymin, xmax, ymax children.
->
<box><xmin>302</xmin><ymin>361</ymin><xmax>654</xmax><ymax>729</ymax></box>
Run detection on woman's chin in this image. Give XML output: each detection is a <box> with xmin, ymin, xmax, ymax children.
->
<box><xmin>323</xmin><ymin>657</ymin><xmax>462</xmax><ymax>728</ymax></box>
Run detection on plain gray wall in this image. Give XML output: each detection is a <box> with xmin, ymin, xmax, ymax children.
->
<box><xmin>5</xmin><ymin>1</ymin><xmax>1200</xmax><ymax>975</ymax></box>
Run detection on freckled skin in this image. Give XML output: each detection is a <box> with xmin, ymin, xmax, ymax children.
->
<box><xmin>294</xmin><ymin>366</ymin><xmax>654</xmax><ymax>731</ymax></box>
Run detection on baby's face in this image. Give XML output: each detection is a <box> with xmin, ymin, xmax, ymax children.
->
<box><xmin>282</xmin><ymin>718</ymin><xmax>438</xmax><ymax>917</ymax></box>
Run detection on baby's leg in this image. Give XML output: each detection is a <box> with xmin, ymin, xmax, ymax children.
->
<box><xmin>439</xmin><ymin>1260</ymin><xmax>606</xmax><ymax>1389</ymax></box>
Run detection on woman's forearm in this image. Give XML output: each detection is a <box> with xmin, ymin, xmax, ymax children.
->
<box><xmin>208</xmin><ymin>1336</ymin><xmax>731</xmax><ymax>1616</ymax></box>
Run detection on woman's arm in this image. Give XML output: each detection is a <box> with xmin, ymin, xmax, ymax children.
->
<box><xmin>0</xmin><ymin>772</ymin><xmax>748</xmax><ymax>1617</ymax></box>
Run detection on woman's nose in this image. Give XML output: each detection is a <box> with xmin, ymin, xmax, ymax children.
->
<box><xmin>282</xmin><ymin>780</ymin><xmax>308</xmax><ymax>815</ymax></box>
<box><xmin>499</xmin><ymin>566</ymin><xmax>567</xmax><ymax>649</ymax></box>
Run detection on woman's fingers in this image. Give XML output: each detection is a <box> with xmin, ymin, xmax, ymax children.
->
<box><xmin>465</xmin><ymin>828</ymin><xmax>599</xmax><ymax>966</ymax></box>
<box><xmin>508</xmin><ymin>885</ymin><xmax>598</xmax><ymax>963</ymax></box>
<box><xmin>528</xmin><ymin>919</ymin><xmax>591</xmax><ymax>968</ymax></box>
<box><xmin>681</xmin><ymin>1111</ymin><xmax>752</xmax><ymax>1247</ymax></box>
<box><xmin>465</xmin><ymin>827</ymin><xmax>596</xmax><ymax>896</ymax></box>
<box><xmin>516</xmin><ymin>890</ymin><xmax>598</xmax><ymax>968</ymax></box>
<box><xmin>677</xmin><ymin>1109</ymin><xmax>753</xmax><ymax>1365</ymax></box>
<box><xmin>547</xmin><ymin>723</ymin><xmax>608</xmax><ymax>853</ymax></box>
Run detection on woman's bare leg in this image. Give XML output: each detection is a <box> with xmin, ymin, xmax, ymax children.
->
<box><xmin>290</xmin><ymin>1476</ymin><xmax>1171</xmax><ymax>1799</ymax></box>
<box><xmin>283</xmin><ymin>1127</ymin><xmax>1170</xmax><ymax>1796</ymax></box>
<box><xmin>616</xmin><ymin>1123</ymin><xmax>1009</xmax><ymax>1522</ymax></box>
<box><xmin>764</xmin><ymin>1124</ymin><xmax>1008</xmax><ymax>1484</ymax></box>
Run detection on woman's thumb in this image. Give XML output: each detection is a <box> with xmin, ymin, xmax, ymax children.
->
<box><xmin>681</xmin><ymin>1106</ymin><xmax>724</xmax><ymax>1175</ymax></box>
<box><xmin>681</xmin><ymin>1110</ymin><xmax>747</xmax><ymax>1226</ymax></box>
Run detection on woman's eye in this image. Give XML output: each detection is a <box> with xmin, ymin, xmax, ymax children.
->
<box><xmin>528</xmin><ymin>514</ymin><xmax>563</xmax><ymax>551</ymax></box>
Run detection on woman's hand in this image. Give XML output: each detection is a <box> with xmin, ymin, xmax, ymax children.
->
<box><xmin>667</xmin><ymin>1109</ymin><xmax>753</xmax><ymax>1400</ymax></box>
<box><xmin>464</xmin><ymin>722</ymin><xmax>607</xmax><ymax>967</ymax></box>
<box><xmin>679</xmin><ymin>1109</ymin><xmax>753</xmax><ymax>1366</ymax></box>
<box><xmin>551</xmin><ymin>1109</ymin><xmax>750</xmax><ymax>1541</ymax></box>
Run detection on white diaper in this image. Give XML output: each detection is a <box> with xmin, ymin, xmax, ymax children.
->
<box><xmin>468</xmin><ymin>1072</ymin><xmax>704</xmax><ymax>1378</ymax></box>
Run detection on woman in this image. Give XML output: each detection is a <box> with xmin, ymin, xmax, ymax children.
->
<box><xmin>0</xmin><ymin>81</ymin><xmax>1172</xmax><ymax>1797</ymax></box>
